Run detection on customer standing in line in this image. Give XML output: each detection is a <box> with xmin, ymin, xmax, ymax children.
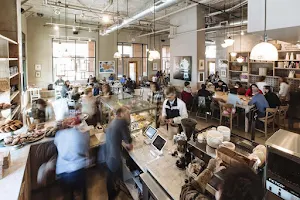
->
<box><xmin>104</xmin><ymin>107</ymin><xmax>133</xmax><ymax>200</ymax></box>
<box><xmin>61</xmin><ymin>80</ymin><xmax>72</xmax><ymax>98</ymax></box>
<box><xmin>181</xmin><ymin>81</ymin><xmax>194</xmax><ymax>109</ymax></box>
<box><xmin>54</xmin><ymin>120</ymin><xmax>90</xmax><ymax>200</ymax></box>
<box><xmin>264</xmin><ymin>85</ymin><xmax>281</xmax><ymax>108</ymax></box>
<box><xmin>161</xmin><ymin>86</ymin><xmax>188</xmax><ymax>132</ymax></box>
<box><xmin>278</xmin><ymin>76</ymin><xmax>290</xmax><ymax>103</ymax></box>
<box><xmin>248</xmin><ymin>85</ymin><xmax>270</xmax><ymax>118</ymax></box>
<box><xmin>148</xmin><ymin>82</ymin><xmax>164</xmax><ymax>127</ymax></box>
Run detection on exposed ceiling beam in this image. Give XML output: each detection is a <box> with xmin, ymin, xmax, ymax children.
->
<box><xmin>21</xmin><ymin>0</ymin><xmax>30</xmax><ymax>5</ymax></box>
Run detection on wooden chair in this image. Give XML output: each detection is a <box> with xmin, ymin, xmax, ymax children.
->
<box><xmin>277</xmin><ymin>105</ymin><xmax>289</xmax><ymax>128</ymax></box>
<box><xmin>256</xmin><ymin>108</ymin><xmax>277</xmax><ymax>139</ymax></box>
<box><xmin>219</xmin><ymin>102</ymin><xmax>239</xmax><ymax>130</ymax></box>
<box><xmin>29</xmin><ymin>88</ymin><xmax>41</xmax><ymax>104</ymax></box>
<box><xmin>196</xmin><ymin>96</ymin><xmax>208</xmax><ymax>121</ymax></box>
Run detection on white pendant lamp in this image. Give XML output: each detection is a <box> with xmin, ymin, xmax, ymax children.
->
<box><xmin>237</xmin><ymin>56</ymin><xmax>244</xmax><ymax>63</ymax></box>
<box><xmin>221</xmin><ymin>43</ymin><xmax>228</xmax><ymax>48</ymax></box>
<box><xmin>230</xmin><ymin>52</ymin><xmax>237</xmax><ymax>57</ymax></box>
<box><xmin>113</xmin><ymin>0</ymin><xmax>121</xmax><ymax>59</ymax></box>
<box><xmin>224</xmin><ymin>37</ymin><xmax>234</xmax><ymax>46</ymax></box>
<box><xmin>149</xmin><ymin>0</ymin><xmax>160</xmax><ymax>60</ymax></box>
<box><xmin>250</xmin><ymin>0</ymin><xmax>278</xmax><ymax>61</ymax></box>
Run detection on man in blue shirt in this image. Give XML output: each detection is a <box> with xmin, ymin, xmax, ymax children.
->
<box><xmin>120</xmin><ymin>75</ymin><xmax>127</xmax><ymax>85</ymax></box>
<box><xmin>248</xmin><ymin>86</ymin><xmax>269</xmax><ymax>118</ymax></box>
<box><xmin>105</xmin><ymin>107</ymin><xmax>133</xmax><ymax>200</ymax></box>
<box><xmin>108</xmin><ymin>74</ymin><xmax>115</xmax><ymax>81</ymax></box>
<box><xmin>54</xmin><ymin>123</ymin><xmax>90</xmax><ymax>200</ymax></box>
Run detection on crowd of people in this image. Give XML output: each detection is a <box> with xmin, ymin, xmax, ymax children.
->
<box><xmin>35</xmin><ymin>72</ymin><xmax>275</xmax><ymax>200</ymax></box>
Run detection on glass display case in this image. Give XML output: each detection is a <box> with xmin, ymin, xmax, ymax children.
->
<box><xmin>99</xmin><ymin>94</ymin><xmax>157</xmax><ymax>133</ymax></box>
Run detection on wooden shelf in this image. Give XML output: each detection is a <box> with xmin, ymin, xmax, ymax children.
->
<box><xmin>0</xmin><ymin>34</ymin><xmax>18</xmax><ymax>44</ymax></box>
<box><xmin>0</xmin><ymin>58</ymin><xmax>18</xmax><ymax>61</ymax></box>
<box><xmin>249</xmin><ymin>74</ymin><xmax>276</xmax><ymax>78</ymax></box>
<box><xmin>10</xmin><ymin>91</ymin><xmax>20</xmax><ymax>101</ymax></box>
<box><xmin>278</xmin><ymin>50</ymin><xmax>300</xmax><ymax>52</ymax></box>
<box><xmin>274</xmin><ymin>68</ymin><xmax>300</xmax><ymax>71</ymax></box>
<box><xmin>229</xmin><ymin>61</ymin><xmax>248</xmax><ymax>64</ymax></box>
<box><xmin>249</xmin><ymin>62</ymin><xmax>273</xmax><ymax>64</ymax></box>
<box><xmin>229</xmin><ymin>70</ymin><xmax>244</xmax><ymax>73</ymax></box>
<box><xmin>10</xmin><ymin>105</ymin><xmax>20</xmax><ymax>119</ymax></box>
<box><xmin>9</xmin><ymin>72</ymin><xmax>19</xmax><ymax>79</ymax></box>
<box><xmin>276</xmin><ymin>60</ymin><xmax>300</xmax><ymax>62</ymax></box>
<box><xmin>228</xmin><ymin>79</ymin><xmax>248</xmax><ymax>82</ymax></box>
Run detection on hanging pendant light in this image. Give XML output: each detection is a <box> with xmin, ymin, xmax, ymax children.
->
<box><xmin>221</xmin><ymin>43</ymin><xmax>228</xmax><ymax>48</ymax></box>
<box><xmin>237</xmin><ymin>0</ymin><xmax>244</xmax><ymax>63</ymax></box>
<box><xmin>250</xmin><ymin>0</ymin><xmax>278</xmax><ymax>61</ymax></box>
<box><xmin>224</xmin><ymin>37</ymin><xmax>234</xmax><ymax>46</ymax></box>
<box><xmin>230</xmin><ymin>52</ymin><xmax>237</xmax><ymax>57</ymax></box>
<box><xmin>237</xmin><ymin>56</ymin><xmax>244</xmax><ymax>63</ymax></box>
<box><xmin>113</xmin><ymin>0</ymin><xmax>121</xmax><ymax>59</ymax></box>
<box><xmin>149</xmin><ymin>0</ymin><xmax>160</xmax><ymax>60</ymax></box>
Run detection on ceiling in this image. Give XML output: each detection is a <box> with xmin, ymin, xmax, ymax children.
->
<box><xmin>22</xmin><ymin>0</ymin><xmax>248</xmax><ymax>35</ymax></box>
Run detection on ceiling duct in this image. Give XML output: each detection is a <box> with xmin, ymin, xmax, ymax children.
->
<box><xmin>101</xmin><ymin>0</ymin><xmax>181</xmax><ymax>35</ymax></box>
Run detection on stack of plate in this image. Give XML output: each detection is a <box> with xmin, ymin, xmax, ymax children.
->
<box><xmin>217</xmin><ymin>126</ymin><xmax>231</xmax><ymax>141</ymax></box>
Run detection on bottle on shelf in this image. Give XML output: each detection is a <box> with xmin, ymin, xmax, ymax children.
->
<box><xmin>285</xmin><ymin>53</ymin><xmax>289</xmax><ymax>61</ymax></box>
<box><xmin>290</xmin><ymin>52</ymin><xmax>294</xmax><ymax>61</ymax></box>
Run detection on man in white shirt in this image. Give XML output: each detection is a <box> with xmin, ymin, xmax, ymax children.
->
<box><xmin>161</xmin><ymin>86</ymin><xmax>188</xmax><ymax>128</ymax></box>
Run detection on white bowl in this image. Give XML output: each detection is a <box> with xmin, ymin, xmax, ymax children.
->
<box><xmin>206</xmin><ymin>130</ymin><xmax>223</xmax><ymax>148</ymax></box>
<box><xmin>220</xmin><ymin>141</ymin><xmax>235</xmax><ymax>151</ymax></box>
<box><xmin>217</xmin><ymin>126</ymin><xmax>231</xmax><ymax>142</ymax></box>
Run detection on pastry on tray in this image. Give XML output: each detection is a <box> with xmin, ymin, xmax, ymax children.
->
<box><xmin>0</xmin><ymin>120</ymin><xmax>23</xmax><ymax>133</ymax></box>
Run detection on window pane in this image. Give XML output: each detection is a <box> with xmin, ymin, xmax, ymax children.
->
<box><xmin>122</xmin><ymin>45</ymin><xmax>132</xmax><ymax>57</ymax></box>
<box><xmin>206</xmin><ymin>45</ymin><xmax>216</xmax><ymax>59</ymax></box>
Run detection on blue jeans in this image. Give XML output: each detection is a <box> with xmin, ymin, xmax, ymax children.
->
<box><xmin>58</xmin><ymin>168</ymin><xmax>87</xmax><ymax>200</ymax></box>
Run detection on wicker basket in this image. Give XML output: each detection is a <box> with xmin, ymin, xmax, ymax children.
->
<box><xmin>231</xmin><ymin>65</ymin><xmax>242</xmax><ymax>71</ymax></box>
<box><xmin>0</xmin><ymin>79</ymin><xmax>10</xmax><ymax>92</ymax></box>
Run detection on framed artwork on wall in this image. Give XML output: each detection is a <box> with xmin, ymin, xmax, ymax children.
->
<box><xmin>35</xmin><ymin>71</ymin><xmax>41</xmax><ymax>78</ymax></box>
<box><xmin>35</xmin><ymin>64</ymin><xmax>42</xmax><ymax>71</ymax></box>
<box><xmin>153</xmin><ymin>63</ymin><xmax>158</xmax><ymax>71</ymax></box>
<box><xmin>220</xmin><ymin>69</ymin><xmax>227</xmax><ymax>78</ymax></box>
<box><xmin>198</xmin><ymin>72</ymin><xmax>205</xmax><ymax>82</ymax></box>
<box><xmin>99</xmin><ymin>61</ymin><xmax>115</xmax><ymax>73</ymax></box>
<box><xmin>173</xmin><ymin>56</ymin><xmax>192</xmax><ymax>81</ymax></box>
<box><xmin>198</xmin><ymin>59</ymin><xmax>204</xmax><ymax>71</ymax></box>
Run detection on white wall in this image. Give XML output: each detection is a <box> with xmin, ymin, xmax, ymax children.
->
<box><xmin>170</xmin><ymin>5</ymin><xmax>205</xmax><ymax>89</ymax></box>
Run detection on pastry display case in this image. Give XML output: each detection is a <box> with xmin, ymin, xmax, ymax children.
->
<box><xmin>99</xmin><ymin>95</ymin><xmax>157</xmax><ymax>133</ymax></box>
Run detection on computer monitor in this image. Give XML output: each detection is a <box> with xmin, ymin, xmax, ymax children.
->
<box><xmin>151</xmin><ymin>134</ymin><xmax>167</xmax><ymax>152</ymax></box>
<box><xmin>144</xmin><ymin>125</ymin><xmax>158</xmax><ymax>140</ymax></box>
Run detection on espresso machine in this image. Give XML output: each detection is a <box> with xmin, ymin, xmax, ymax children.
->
<box><xmin>265</xmin><ymin>129</ymin><xmax>300</xmax><ymax>200</ymax></box>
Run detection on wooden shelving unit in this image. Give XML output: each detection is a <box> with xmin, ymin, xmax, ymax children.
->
<box><xmin>0</xmin><ymin>0</ymin><xmax>23</xmax><ymax>121</ymax></box>
<box><xmin>228</xmin><ymin>50</ymin><xmax>300</xmax><ymax>91</ymax></box>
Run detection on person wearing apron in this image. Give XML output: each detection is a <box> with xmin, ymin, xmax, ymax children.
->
<box><xmin>162</xmin><ymin>86</ymin><xmax>188</xmax><ymax>134</ymax></box>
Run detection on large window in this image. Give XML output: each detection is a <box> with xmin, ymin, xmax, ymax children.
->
<box><xmin>162</xmin><ymin>46</ymin><xmax>170</xmax><ymax>74</ymax></box>
<box><xmin>205</xmin><ymin>45</ymin><xmax>216</xmax><ymax>59</ymax></box>
<box><xmin>52</xmin><ymin>39</ymin><xmax>96</xmax><ymax>81</ymax></box>
<box><xmin>117</xmin><ymin>42</ymin><xmax>148</xmax><ymax>78</ymax></box>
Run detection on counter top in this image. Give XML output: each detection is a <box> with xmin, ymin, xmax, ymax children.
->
<box><xmin>0</xmin><ymin>128</ymin><xmax>103</xmax><ymax>200</ymax></box>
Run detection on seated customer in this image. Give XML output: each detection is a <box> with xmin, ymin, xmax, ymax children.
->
<box><xmin>81</xmin><ymin>88</ymin><xmax>98</xmax><ymax>126</ymax></box>
<box><xmin>264</xmin><ymin>85</ymin><xmax>281</xmax><ymax>108</ymax></box>
<box><xmin>248</xmin><ymin>85</ymin><xmax>269</xmax><ymax>118</ymax></box>
<box><xmin>198</xmin><ymin>84</ymin><xmax>212</xmax><ymax>98</ymax></box>
<box><xmin>120</xmin><ymin>75</ymin><xmax>127</xmax><ymax>85</ymax></box>
<box><xmin>227</xmin><ymin>88</ymin><xmax>242</xmax><ymax>107</ymax></box>
<box><xmin>54</xmin><ymin>121</ymin><xmax>89</xmax><ymax>200</ymax></box>
<box><xmin>70</xmin><ymin>87</ymin><xmax>81</xmax><ymax>101</ymax></box>
<box><xmin>181</xmin><ymin>81</ymin><xmax>193</xmax><ymax>108</ymax></box>
<box><xmin>235</xmin><ymin>81</ymin><xmax>246</xmax><ymax>95</ymax></box>
<box><xmin>61</xmin><ymin>80</ymin><xmax>72</xmax><ymax>98</ymax></box>
<box><xmin>147</xmin><ymin>82</ymin><xmax>164</xmax><ymax>105</ymax></box>
<box><xmin>162</xmin><ymin>86</ymin><xmax>188</xmax><ymax>127</ymax></box>
<box><xmin>245</xmin><ymin>84</ymin><xmax>263</xmax><ymax>97</ymax></box>
<box><xmin>256</xmin><ymin>76</ymin><xmax>267</xmax><ymax>92</ymax></box>
<box><xmin>214</xmin><ymin>80</ymin><xmax>228</xmax><ymax>92</ymax></box>
<box><xmin>108</xmin><ymin>74</ymin><xmax>114</xmax><ymax>81</ymax></box>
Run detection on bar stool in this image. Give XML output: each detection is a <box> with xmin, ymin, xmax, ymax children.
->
<box><xmin>29</xmin><ymin>88</ymin><xmax>41</xmax><ymax>104</ymax></box>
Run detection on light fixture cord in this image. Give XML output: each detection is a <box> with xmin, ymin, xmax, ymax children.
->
<box><xmin>153</xmin><ymin>0</ymin><xmax>155</xmax><ymax>50</ymax></box>
<box><xmin>240</xmin><ymin>0</ymin><xmax>242</xmax><ymax>50</ymax></box>
<box><xmin>117</xmin><ymin>0</ymin><xmax>119</xmax><ymax>44</ymax></box>
<box><xmin>264</xmin><ymin>0</ymin><xmax>267</xmax><ymax>42</ymax></box>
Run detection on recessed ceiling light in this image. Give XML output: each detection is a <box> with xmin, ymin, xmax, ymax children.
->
<box><xmin>72</xmin><ymin>26</ymin><xmax>76</xmax><ymax>31</ymax></box>
<box><xmin>54</xmin><ymin>25</ymin><xmax>59</xmax><ymax>30</ymax></box>
<box><xmin>102</xmin><ymin>15</ymin><xmax>110</xmax><ymax>23</ymax></box>
<box><xmin>88</xmin><ymin>38</ymin><xmax>91</xmax><ymax>42</ymax></box>
<box><xmin>241</xmin><ymin>30</ymin><xmax>245</xmax><ymax>35</ymax></box>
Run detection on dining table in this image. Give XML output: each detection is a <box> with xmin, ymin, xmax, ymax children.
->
<box><xmin>212</xmin><ymin>91</ymin><xmax>255</xmax><ymax>133</ymax></box>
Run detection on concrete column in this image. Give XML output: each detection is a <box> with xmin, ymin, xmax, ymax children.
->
<box><xmin>170</xmin><ymin>5</ymin><xmax>205</xmax><ymax>90</ymax></box>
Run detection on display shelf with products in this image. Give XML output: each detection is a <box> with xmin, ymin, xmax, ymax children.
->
<box><xmin>100</xmin><ymin>94</ymin><xmax>157</xmax><ymax>134</ymax></box>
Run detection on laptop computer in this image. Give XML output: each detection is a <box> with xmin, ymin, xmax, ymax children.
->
<box><xmin>143</xmin><ymin>125</ymin><xmax>158</xmax><ymax>144</ymax></box>
<box><xmin>150</xmin><ymin>134</ymin><xmax>167</xmax><ymax>157</ymax></box>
